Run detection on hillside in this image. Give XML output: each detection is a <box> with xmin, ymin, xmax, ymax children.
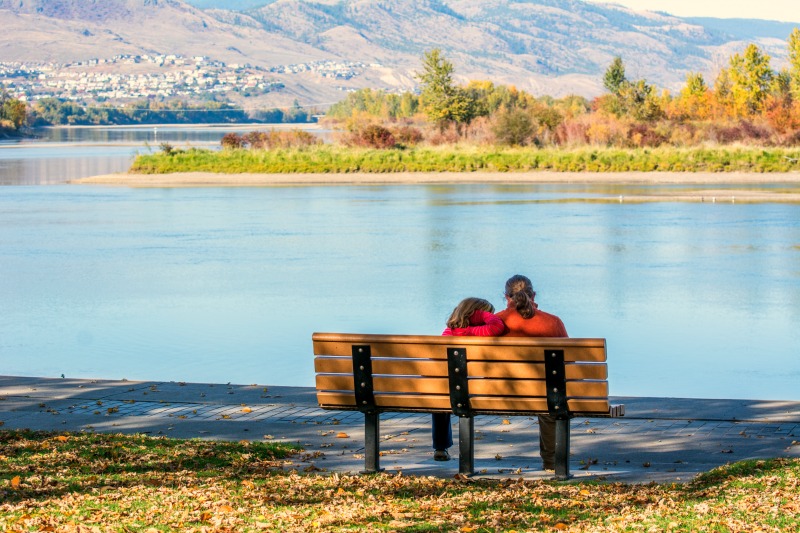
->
<box><xmin>0</xmin><ymin>0</ymin><xmax>796</xmax><ymax>107</ymax></box>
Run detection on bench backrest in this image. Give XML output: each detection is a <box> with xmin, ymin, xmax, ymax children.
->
<box><xmin>313</xmin><ymin>333</ymin><xmax>614</xmax><ymax>417</ymax></box>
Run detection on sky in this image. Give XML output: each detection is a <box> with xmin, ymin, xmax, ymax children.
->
<box><xmin>587</xmin><ymin>0</ymin><xmax>800</xmax><ymax>23</ymax></box>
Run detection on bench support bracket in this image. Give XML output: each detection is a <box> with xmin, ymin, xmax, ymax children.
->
<box><xmin>554</xmin><ymin>417</ymin><xmax>571</xmax><ymax>480</ymax></box>
<box><xmin>362</xmin><ymin>411</ymin><xmax>384</xmax><ymax>474</ymax></box>
<box><xmin>447</xmin><ymin>347</ymin><xmax>470</xmax><ymax>417</ymax></box>
<box><xmin>352</xmin><ymin>345</ymin><xmax>375</xmax><ymax>412</ymax></box>
<box><xmin>458</xmin><ymin>416</ymin><xmax>475</xmax><ymax>476</ymax></box>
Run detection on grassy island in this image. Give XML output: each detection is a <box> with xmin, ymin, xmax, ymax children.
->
<box><xmin>131</xmin><ymin>146</ymin><xmax>800</xmax><ymax>175</ymax></box>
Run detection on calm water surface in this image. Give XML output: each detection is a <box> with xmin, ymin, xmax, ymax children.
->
<box><xmin>1</xmin><ymin>128</ymin><xmax>798</xmax><ymax>399</ymax></box>
<box><xmin>0</xmin><ymin>124</ymin><xmax>326</xmax><ymax>185</ymax></box>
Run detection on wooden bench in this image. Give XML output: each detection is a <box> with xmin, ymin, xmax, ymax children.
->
<box><xmin>313</xmin><ymin>332</ymin><xmax>624</xmax><ymax>480</ymax></box>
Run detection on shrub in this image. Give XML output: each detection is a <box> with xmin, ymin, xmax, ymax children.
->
<box><xmin>492</xmin><ymin>108</ymin><xmax>535</xmax><ymax>146</ymax></box>
<box><xmin>391</xmin><ymin>125</ymin><xmax>424</xmax><ymax>146</ymax></box>
<box><xmin>555</xmin><ymin>118</ymin><xmax>590</xmax><ymax>146</ymax></box>
<box><xmin>361</xmin><ymin>124</ymin><xmax>397</xmax><ymax>148</ymax></box>
<box><xmin>221</xmin><ymin>133</ymin><xmax>245</xmax><ymax>150</ymax></box>
<box><xmin>626</xmin><ymin>123</ymin><xmax>668</xmax><ymax>148</ymax></box>
<box><xmin>344</xmin><ymin>124</ymin><xmax>397</xmax><ymax>149</ymax></box>
<box><xmin>237</xmin><ymin>129</ymin><xmax>321</xmax><ymax>150</ymax></box>
<box><xmin>159</xmin><ymin>142</ymin><xmax>177</xmax><ymax>155</ymax></box>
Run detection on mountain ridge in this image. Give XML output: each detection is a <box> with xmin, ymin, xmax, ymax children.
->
<box><xmin>1</xmin><ymin>0</ymin><xmax>796</xmax><ymax>107</ymax></box>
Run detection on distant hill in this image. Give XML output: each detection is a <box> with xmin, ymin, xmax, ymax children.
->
<box><xmin>1</xmin><ymin>0</ymin><xmax>797</xmax><ymax>108</ymax></box>
<box><xmin>686</xmin><ymin>17</ymin><xmax>799</xmax><ymax>41</ymax></box>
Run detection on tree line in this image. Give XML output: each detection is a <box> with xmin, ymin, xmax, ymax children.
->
<box><xmin>325</xmin><ymin>28</ymin><xmax>800</xmax><ymax>148</ymax></box>
<box><xmin>0</xmin><ymin>96</ymin><xmax>319</xmax><ymax>130</ymax></box>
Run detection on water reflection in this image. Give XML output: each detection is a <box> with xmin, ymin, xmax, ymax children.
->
<box><xmin>0</xmin><ymin>124</ymin><xmax>329</xmax><ymax>185</ymax></box>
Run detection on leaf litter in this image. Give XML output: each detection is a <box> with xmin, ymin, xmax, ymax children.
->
<box><xmin>1</xmin><ymin>429</ymin><xmax>799</xmax><ymax>532</ymax></box>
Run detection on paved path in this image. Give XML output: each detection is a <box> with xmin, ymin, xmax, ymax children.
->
<box><xmin>2</xmin><ymin>375</ymin><xmax>799</xmax><ymax>484</ymax></box>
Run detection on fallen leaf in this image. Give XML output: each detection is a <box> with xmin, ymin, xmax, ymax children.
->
<box><xmin>218</xmin><ymin>504</ymin><xmax>234</xmax><ymax>513</ymax></box>
<box><xmin>502</xmin><ymin>419</ymin><xmax>511</xmax><ymax>425</ymax></box>
<box><xmin>242</xmin><ymin>407</ymin><xmax>252</xmax><ymax>413</ymax></box>
<box><xmin>200</xmin><ymin>511</ymin><xmax>213</xmax><ymax>522</ymax></box>
<box><xmin>580</xmin><ymin>489</ymin><xmax>591</xmax><ymax>496</ymax></box>
<box><xmin>11</xmin><ymin>475</ymin><xmax>21</xmax><ymax>489</ymax></box>
<box><xmin>55</xmin><ymin>435</ymin><xmax>69</xmax><ymax>443</ymax></box>
<box><xmin>554</xmin><ymin>523</ymin><xmax>568</xmax><ymax>530</ymax></box>
<box><xmin>336</xmin><ymin>432</ymin><xmax>349</xmax><ymax>438</ymax></box>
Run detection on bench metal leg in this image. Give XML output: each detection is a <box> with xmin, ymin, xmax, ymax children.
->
<box><xmin>362</xmin><ymin>411</ymin><xmax>384</xmax><ymax>473</ymax></box>
<box><xmin>554</xmin><ymin>417</ymin><xmax>571</xmax><ymax>480</ymax></box>
<box><xmin>458</xmin><ymin>415</ymin><xmax>475</xmax><ymax>476</ymax></box>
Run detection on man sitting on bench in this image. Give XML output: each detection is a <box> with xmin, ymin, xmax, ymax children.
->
<box><xmin>495</xmin><ymin>274</ymin><xmax>569</xmax><ymax>472</ymax></box>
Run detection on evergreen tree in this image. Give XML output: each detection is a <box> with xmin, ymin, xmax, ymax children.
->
<box><xmin>603</xmin><ymin>56</ymin><xmax>627</xmax><ymax>95</ymax></box>
<box><xmin>416</xmin><ymin>49</ymin><xmax>476</xmax><ymax>133</ymax></box>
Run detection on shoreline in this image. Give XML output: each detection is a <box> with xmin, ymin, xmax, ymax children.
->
<box><xmin>72</xmin><ymin>171</ymin><xmax>800</xmax><ymax>202</ymax></box>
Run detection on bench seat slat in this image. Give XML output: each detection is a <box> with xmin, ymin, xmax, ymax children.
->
<box><xmin>316</xmin><ymin>374</ymin><xmax>451</xmax><ymax>395</ymax></box>
<box><xmin>317</xmin><ymin>391</ymin><xmax>452</xmax><ymax>411</ymax></box>
<box><xmin>315</xmin><ymin>342</ymin><xmax>605</xmax><ymax>362</ymax></box>
<box><xmin>468</xmin><ymin>361</ymin><xmax>607</xmax><ymax>380</ymax></box>
<box><xmin>470</xmin><ymin>397</ymin><xmax>611</xmax><ymax>414</ymax></box>
<box><xmin>316</xmin><ymin>357</ymin><xmax>607</xmax><ymax>380</ymax></box>
<box><xmin>313</xmin><ymin>334</ymin><xmax>606</xmax><ymax>362</ymax></box>
<box><xmin>315</xmin><ymin>356</ymin><xmax>448</xmax><ymax>377</ymax></box>
<box><xmin>318</xmin><ymin>375</ymin><xmax>607</xmax><ymax>397</ymax></box>
<box><xmin>467</xmin><ymin>379</ymin><xmax>608</xmax><ymax>398</ymax></box>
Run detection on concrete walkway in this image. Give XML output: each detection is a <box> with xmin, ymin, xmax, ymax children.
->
<box><xmin>2</xmin><ymin>375</ymin><xmax>799</xmax><ymax>484</ymax></box>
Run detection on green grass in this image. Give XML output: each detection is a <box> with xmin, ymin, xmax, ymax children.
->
<box><xmin>2</xmin><ymin>430</ymin><xmax>799</xmax><ymax>532</ymax></box>
<box><xmin>130</xmin><ymin>145</ymin><xmax>800</xmax><ymax>174</ymax></box>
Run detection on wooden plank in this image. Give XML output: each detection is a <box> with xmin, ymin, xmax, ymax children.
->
<box><xmin>470</xmin><ymin>397</ymin><xmax>547</xmax><ymax>412</ymax></box>
<box><xmin>317</xmin><ymin>374</ymin><xmax>450</xmax><ymax>395</ymax></box>
<box><xmin>313</xmin><ymin>334</ymin><xmax>606</xmax><ymax>362</ymax></box>
<box><xmin>313</xmin><ymin>332</ymin><xmax>604</xmax><ymax>348</ymax></box>
<box><xmin>468</xmin><ymin>362</ymin><xmax>607</xmax><ymax>380</ymax></box>
<box><xmin>314</xmin><ymin>341</ymin><xmax>605</xmax><ymax>363</ymax></box>
<box><xmin>470</xmin><ymin>397</ymin><xmax>611</xmax><ymax>414</ymax></box>
<box><xmin>318</xmin><ymin>391</ymin><xmax>451</xmax><ymax>412</ymax></box>
<box><xmin>466</xmin><ymin>379</ymin><xmax>608</xmax><ymax>398</ymax></box>
<box><xmin>317</xmin><ymin>391</ymin><xmax>356</xmax><ymax>408</ymax></box>
<box><xmin>315</xmin><ymin>356</ymin><xmax>449</xmax><ymax>377</ymax></box>
<box><xmin>314</xmin><ymin>340</ymin><xmax>449</xmax><ymax>360</ymax></box>
<box><xmin>374</xmin><ymin>394</ymin><xmax>452</xmax><ymax>410</ymax></box>
<box><xmin>314</xmin><ymin>356</ymin><xmax>352</xmax><ymax>374</ymax></box>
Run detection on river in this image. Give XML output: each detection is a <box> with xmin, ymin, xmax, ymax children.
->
<box><xmin>1</xmin><ymin>126</ymin><xmax>798</xmax><ymax>400</ymax></box>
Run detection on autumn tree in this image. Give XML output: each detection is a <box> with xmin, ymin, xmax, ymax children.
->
<box><xmin>728</xmin><ymin>44</ymin><xmax>774</xmax><ymax>116</ymax></box>
<box><xmin>674</xmin><ymin>72</ymin><xmax>711</xmax><ymax>120</ymax></box>
<box><xmin>789</xmin><ymin>27</ymin><xmax>800</xmax><ymax>101</ymax></box>
<box><xmin>0</xmin><ymin>91</ymin><xmax>27</xmax><ymax>131</ymax></box>
<box><xmin>416</xmin><ymin>48</ymin><xmax>477</xmax><ymax>133</ymax></box>
<box><xmin>712</xmin><ymin>68</ymin><xmax>735</xmax><ymax>118</ymax></box>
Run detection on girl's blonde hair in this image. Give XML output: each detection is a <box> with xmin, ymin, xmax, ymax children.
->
<box><xmin>446</xmin><ymin>297</ymin><xmax>495</xmax><ymax>329</ymax></box>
